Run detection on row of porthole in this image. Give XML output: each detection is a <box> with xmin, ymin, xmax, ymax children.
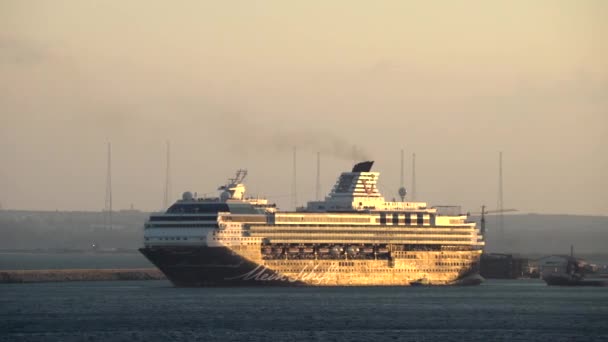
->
<box><xmin>278</xmin><ymin>268</ymin><xmax>464</xmax><ymax>273</ymax></box>
<box><xmin>254</xmin><ymin>225</ymin><xmax>473</xmax><ymax>230</ymax></box>
<box><xmin>253</xmin><ymin>236</ymin><xmax>472</xmax><ymax>242</ymax></box>
<box><xmin>338</xmin><ymin>262</ymin><xmax>355</xmax><ymax>266</ymax></box>
<box><xmin>436</xmin><ymin>262</ymin><xmax>469</xmax><ymax>266</ymax></box>
<box><xmin>436</xmin><ymin>254</ymin><xmax>469</xmax><ymax>259</ymax></box>
<box><xmin>251</xmin><ymin>233</ymin><xmax>473</xmax><ymax>240</ymax></box>
<box><xmin>269</xmin><ymin>262</ymin><xmax>368</xmax><ymax>267</ymax></box>
<box><xmin>250</xmin><ymin>231</ymin><xmax>471</xmax><ymax>236</ymax></box>
<box><xmin>251</xmin><ymin>231</ymin><xmax>471</xmax><ymax>236</ymax></box>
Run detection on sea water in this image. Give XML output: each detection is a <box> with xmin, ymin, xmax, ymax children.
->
<box><xmin>1</xmin><ymin>279</ymin><xmax>606</xmax><ymax>342</ymax></box>
<box><xmin>0</xmin><ymin>251</ymin><xmax>152</xmax><ymax>270</ymax></box>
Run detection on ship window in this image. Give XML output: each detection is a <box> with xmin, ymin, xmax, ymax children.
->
<box><xmin>166</xmin><ymin>203</ymin><xmax>230</xmax><ymax>214</ymax></box>
<box><xmin>150</xmin><ymin>215</ymin><xmax>218</xmax><ymax>222</ymax></box>
<box><xmin>405</xmin><ymin>213</ymin><xmax>412</xmax><ymax>225</ymax></box>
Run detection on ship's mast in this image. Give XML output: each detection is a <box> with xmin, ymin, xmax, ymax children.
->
<box><xmin>480</xmin><ymin>205</ymin><xmax>486</xmax><ymax>237</ymax></box>
<box><xmin>104</xmin><ymin>142</ymin><xmax>112</xmax><ymax>230</ymax></box>
<box><xmin>163</xmin><ymin>141</ymin><xmax>171</xmax><ymax>209</ymax></box>
<box><xmin>315</xmin><ymin>152</ymin><xmax>321</xmax><ymax>201</ymax></box>
<box><xmin>400</xmin><ymin>149</ymin><xmax>404</xmax><ymax>188</ymax></box>
<box><xmin>570</xmin><ymin>244</ymin><xmax>574</xmax><ymax>258</ymax></box>
<box><xmin>398</xmin><ymin>149</ymin><xmax>406</xmax><ymax>201</ymax></box>
<box><xmin>497</xmin><ymin>151</ymin><xmax>504</xmax><ymax>248</ymax></box>
<box><xmin>292</xmin><ymin>146</ymin><xmax>297</xmax><ymax>210</ymax></box>
<box><xmin>411</xmin><ymin>152</ymin><xmax>416</xmax><ymax>201</ymax></box>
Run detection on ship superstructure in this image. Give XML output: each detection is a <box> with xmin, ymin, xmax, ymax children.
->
<box><xmin>140</xmin><ymin>162</ymin><xmax>484</xmax><ymax>286</ymax></box>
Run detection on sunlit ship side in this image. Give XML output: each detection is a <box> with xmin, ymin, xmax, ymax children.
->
<box><xmin>140</xmin><ymin>162</ymin><xmax>485</xmax><ymax>286</ymax></box>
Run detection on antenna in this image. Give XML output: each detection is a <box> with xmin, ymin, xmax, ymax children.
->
<box><xmin>315</xmin><ymin>152</ymin><xmax>321</xmax><ymax>201</ymax></box>
<box><xmin>400</xmin><ymin>149</ymin><xmax>404</xmax><ymax>187</ymax></box>
<box><xmin>104</xmin><ymin>142</ymin><xmax>113</xmax><ymax>230</ymax></box>
<box><xmin>497</xmin><ymin>151</ymin><xmax>504</xmax><ymax>247</ymax></box>
<box><xmin>480</xmin><ymin>205</ymin><xmax>486</xmax><ymax>237</ymax></box>
<box><xmin>411</xmin><ymin>152</ymin><xmax>416</xmax><ymax>201</ymax></box>
<box><xmin>292</xmin><ymin>146</ymin><xmax>297</xmax><ymax>210</ymax></box>
<box><xmin>163</xmin><ymin>141</ymin><xmax>172</xmax><ymax>209</ymax></box>
<box><xmin>398</xmin><ymin>149</ymin><xmax>406</xmax><ymax>201</ymax></box>
<box><xmin>570</xmin><ymin>244</ymin><xmax>574</xmax><ymax>258</ymax></box>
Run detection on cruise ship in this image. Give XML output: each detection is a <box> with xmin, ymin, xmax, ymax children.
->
<box><xmin>139</xmin><ymin>162</ymin><xmax>484</xmax><ymax>286</ymax></box>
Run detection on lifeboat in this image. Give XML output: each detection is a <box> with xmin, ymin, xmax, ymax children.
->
<box><xmin>330</xmin><ymin>246</ymin><xmax>343</xmax><ymax>256</ymax></box>
<box><xmin>410</xmin><ymin>278</ymin><xmax>431</xmax><ymax>286</ymax></box>
<box><xmin>346</xmin><ymin>246</ymin><xmax>359</xmax><ymax>255</ymax></box>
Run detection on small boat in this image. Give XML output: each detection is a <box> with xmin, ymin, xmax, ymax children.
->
<box><xmin>410</xmin><ymin>278</ymin><xmax>431</xmax><ymax>286</ymax></box>
<box><xmin>540</xmin><ymin>251</ymin><xmax>608</xmax><ymax>287</ymax></box>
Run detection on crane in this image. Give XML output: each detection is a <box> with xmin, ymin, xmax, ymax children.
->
<box><xmin>472</xmin><ymin>205</ymin><xmax>518</xmax><ymax>237</ymax></box>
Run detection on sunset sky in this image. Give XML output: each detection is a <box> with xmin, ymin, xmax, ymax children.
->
<box><xmin>1</xmin><ymin>1</ymin><xmax>606</xmax><ymax>215</ymax></box>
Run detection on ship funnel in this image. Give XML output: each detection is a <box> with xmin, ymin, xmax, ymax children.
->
<box><xmin>352</xmin><ymin>161</ymin><xmax>374</xmax><ymax>173</ymax></box>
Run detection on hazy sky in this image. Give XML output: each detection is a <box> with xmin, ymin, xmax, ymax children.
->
<box><xmin>1</xmin><ymin>1</ymin><xmax>606</xmax><ymax>215</ymax></box>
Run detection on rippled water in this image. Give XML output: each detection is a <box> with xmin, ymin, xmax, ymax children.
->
<box><xmin>1</xmin><ymin>279</ymin><xmax>607</xmax><ymax>341</ymax></box>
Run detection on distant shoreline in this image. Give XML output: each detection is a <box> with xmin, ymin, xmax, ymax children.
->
<box><xmin>0</xmin><ymin>249</ymin><xmax>141</xmax><ymax>254</ymax></box>
<box><xmin>0</xmin><ymin>268</ymin><xmax>165</xmax><ymax>283</ymax></box>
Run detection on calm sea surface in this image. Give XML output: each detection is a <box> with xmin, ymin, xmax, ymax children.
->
<box><xmin>1</xmin><ymin>279</ymin><xmax>607</xmax><ymax>342</ymax></box>
<box><xmin>0</xmin><ymin>252</ymin><xmax>153</xmax><ymax>270</ymax></box>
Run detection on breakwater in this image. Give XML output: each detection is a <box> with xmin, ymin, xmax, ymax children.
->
<box><xmin>0</xmin><ymin>268</ymin><xmax>165</xmax><ymax>283</ymax></box>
